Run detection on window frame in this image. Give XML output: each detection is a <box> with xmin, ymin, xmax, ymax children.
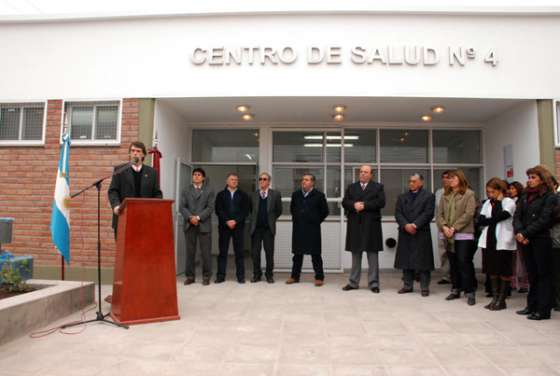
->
<box><xmin>61</xmin><ymin>99</ymin><xmax>122</xmax><ymax>146</ymax></box>
<box><xmin>0</xmin><ymin>101</ymin><xmax>47</xmax><ymax>146</ymax></box>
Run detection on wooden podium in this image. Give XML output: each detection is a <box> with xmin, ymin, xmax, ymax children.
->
<box><xmin>110</xmin><ymin>198</ymin><xmax>180</xmax><ymax>325</ymax></box>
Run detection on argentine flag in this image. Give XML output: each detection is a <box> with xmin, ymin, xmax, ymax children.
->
<box><xmin>51</xmin><ymin>133</ymin><xmax>71</xmax><ymax>263</ymax></box>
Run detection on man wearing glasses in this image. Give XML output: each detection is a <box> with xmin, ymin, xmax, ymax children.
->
<box><xmin>249</xmin><ymin>172</ymin><xmax>283</xmax><ymax>283</ymax></box>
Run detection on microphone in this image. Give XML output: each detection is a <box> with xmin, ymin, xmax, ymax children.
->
<box><xmin>112</xmin><ymin>161</ymin><xmax>134</xmax><ymax>176</ymax></box>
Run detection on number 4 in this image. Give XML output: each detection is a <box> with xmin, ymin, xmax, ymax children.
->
<box><xmin>484</xmin><ymin>50</ymin><xmax>498</xmax><ymax>67</ymax></box>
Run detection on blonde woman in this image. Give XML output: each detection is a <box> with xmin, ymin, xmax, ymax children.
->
<box><xmin>436</xmin><ymin>169</ymin><xmax>477</xmax><ymax>305</ymax></box>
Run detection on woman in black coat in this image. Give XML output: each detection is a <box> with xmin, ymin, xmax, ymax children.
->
<box><xmin>394</xmin><ymin>173</ymin><xmax>435</xmax><ymax>296</ymax></box>
<box><xmin>514</xmin><ymin>165</ymin><xmax>556</xmax><ymax>320</ymax></box>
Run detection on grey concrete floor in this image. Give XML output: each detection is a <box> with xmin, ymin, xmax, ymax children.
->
<box><xmin>1</xmin><ymin>270</ymin><xmax>560</xmax><ymax>376</ymax></box>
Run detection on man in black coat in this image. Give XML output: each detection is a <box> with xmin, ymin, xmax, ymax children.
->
<box><xmin>341</xmin><ymin>165</ymin><xmax>385</xmax><ymax>293</ymax></box>
<box><xmin>286</xmin><ymin>173</ymin><xmax>329</xmax><ymax>286</ymax></box>
<box><xmin>394</xmin><ymin>173</ymin><xmax>435</xmax><ymax>296</ymax></box>
<box><xmin>214</xmin><ymin>173</ymin><xmax>250</xmax><ymax>283</ymax></box>
<box><xmin>108</xmin><ymin>141</ymin><xmax>163</xmax><ymax>238</ymax></box>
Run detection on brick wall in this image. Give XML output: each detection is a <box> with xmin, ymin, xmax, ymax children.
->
<box><xmin>0</xmin><ymin>99</ymin><xmax>140</xmax><ymax>268</ymax></box>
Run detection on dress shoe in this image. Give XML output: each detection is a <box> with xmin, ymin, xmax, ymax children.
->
<box><xmin>437</xmin><ymin>279</ymin><xmax>450</xmax><ymax>285</ymax></box>
<box><xmin>184</xmin><ymin>278</ymin><xmax>195</xmax><ymax>285</ymax></box>
<box><xmin>445</xmin><ymin>292</ymin><xmax>460</xmax><ymax>301</ymax></box>
<box><xmin>466</xmin><ymin>293</ymin><xmax>476</xmax><ymax>306</ymax></box>
<box><xmin>266</xmin><ymin>276</ymin><xmax>274</xmax><ymax>283</ymax></box>
<box><xmin>104</xmin><ymin>295</ymin><xmax>112</xmax><ymax>304</ymax></box>
<box><xmin>554</xmin><ymin>307</ymin><xmax>560</xmax><ymax>312</ymax></box>
<box><xmin>238</xmin><ymin>279</ymin><xmax>246</xmax><ymax>284</ymax></box>
<box><xmin>370</xmin><ymin>287</ymin><xmax>380</xmax><ymax>293</ymax></box>
<box><xmin>527</xmin><ymin>312</ymin><xmax>551</xmax><ymax>321</ymax></box>
<box><xmin>251</xmin><ymin>276</ymin><xmax>262</xmax><ymax>283</ymax></box>
<box><xmin>214</xmin><ymin>277</ymin><xmax>225</xmax><ymax>284</ymax></box>
<box><xmin>421</xmin><ymin>290</ymin><xmax>430</xmax><ymax>297</ymax></box>
<box><xmin>516</xmin><ymin>307</ymin><xmax>533</xmax><ymax>315</ymax></box>
<box><xmin>398</xmin><ymin>287</ymin><xmax>413</xmax><ymax>294</ymax></box>
<box><xmin>342</xmin><ymin>284</ymin><xmax>358</xmax><ymax>291</ymax></box>
<box><xmin>285</xmin><ymin>277</ymin><xmax>299</xmax><ymax>284</ymax></box>
<box><xmin>517</xmin><ymin>288</ymin><xmax>528</xmax><ymax>293</ymax></box>
<box><xmin>202</xmin><ymin>278</ymin><xmax>210</xmax><ymax>286</ymax></box>
<box><xmin>314</xmin><ymin>279</ymin><xmax>324</xmax><ymax>287</ymax></box>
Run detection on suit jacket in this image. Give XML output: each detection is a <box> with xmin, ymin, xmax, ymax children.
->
<box><xmin>342</xmin><ymin>181</ymin><xmax>385</xmax><ymax>252</ymax></box>
<box><xmin>394</xmin><ymin>188</ymin><xmax>435</xmax><ymax>271</ymax></box>
<box><xmin>180</xmin><ymin>182</ymin><xmax>215</xmax><ymax>233</ymax></box>
<box><xmin>249</xmin><ymin>189</ymin><xmax>283</xmax><ymax>236</ymax></box>
<box><xmin>436</xmin><ymin>189</ymin><xmax>476</xmax><ymax>234</ymax></box>
<box><xmin>108</xmin><ymin>164</ymin><xmax>163</xmax><ymax>230</ymax></box>
<box><xmin>290</xmin><ymin>189</ymin><xmax>329</xmax><ymax>255</ymax></box>
<box><xmin>513</xmin><ymin>189</ymin><xmax>555</xmax><ymax>239</ymax></box>
<box><xmin>215</xmin><ymin>187</ymin><xmax>250</xmax><ymax>229</ymax></box>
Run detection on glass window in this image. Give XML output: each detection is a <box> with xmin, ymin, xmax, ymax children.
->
<box><xmin>273</xmin><ymin>166</ymin><xmax>324</xmax><ymax>198</ymax></box>
<box><xmin>326</xmin><ymin>132</ymin><xmax>342</xmax><ymax>163</ymax></box>
<box><xmin>67</xmin><ymin>101</ymin><xmax>119</xmax><ymax>142</ymax></box>
<box><xmin>192</xmin><ymin>129</ymin><xmax>259</xmax><ymax>163</ymax></box>
<box><xmin>434</xmin><ymin>167</ymin><xmax>482</xmax><ymax>199</ymax></box>
<box><xmin>344</xmin><ymin>129</ymin><xmax>376</xmax><ymax>163</ymax></box>
<box><xmin>380</xmin><ymin>129</ymin><xmax>428</xmax><ymax>163</ymax></box>
<box><xmin>193</xmin><ymin>165</ymin><xmax>257</xmax><ymax>196</ymax></box>
<box><xmin>0</xmin><ymin>103</ymin><xmax>45</xmax><ymax>142</ymax></box>
<box><xmin>273</xmin><ymin>131</ymin><xmax>325</xmax><ymax>163</ymax></box>
<box><xmin>433</xmin><ymin>130</ymin><xmax>481</xmax><ymax>164</ymax></box>
<box><xmin>379</xmin><ymin>169</ymin><xmax>431</xmax><ymax>216</ymax></box>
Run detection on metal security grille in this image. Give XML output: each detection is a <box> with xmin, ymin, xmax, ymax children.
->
<box><xmin>65</xmin><ymin>101</ymin><xmax>119</xmax><ymax>141</ymax></box>
<box><xmin>0</xmin><ymin>103</ymin><xmax>44</xmax><ymax>141</ymax></box>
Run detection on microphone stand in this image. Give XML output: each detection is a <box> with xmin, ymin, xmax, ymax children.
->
<box><xmin>61</xmin><ymin>168</ymin><xmax>129</xmax><ymax>330</ymax></box>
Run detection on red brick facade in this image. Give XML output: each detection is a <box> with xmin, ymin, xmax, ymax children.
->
<box><xmin>0</xmin><ymin>99</ymin><xmax>140</xmax><ymax>269</ymax></box>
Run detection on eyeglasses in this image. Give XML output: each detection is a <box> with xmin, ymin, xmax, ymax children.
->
<box><xmin>259</xmin><ymin>178</ymin><xmax>269</xmax><ymax>181</ymax></box>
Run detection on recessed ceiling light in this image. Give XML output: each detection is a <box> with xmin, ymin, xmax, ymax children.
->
<box><xmin>236</xmin><ymin>105</ymin><xmax>250</xmax><ymax>113</ymax></box>
<box><xmin>421</xmin><ymin>115</ymin><xmax>432</xmax><ymax>122</ymax></box>
<box><xmin>242</xmin><ymin>113</ymin><xmax>254</xmax><ymax>121</ymax></box>
<box><xmin>333</xmin><ymin>114</ymin><xmax>344</xmax><ymax>122</ymax></box>
<box><xmin>431</xmin><ymin>106</ymin><xmax>445</xmax><ymax>114</ymax></box>
<box><xmin>333</xmin><ymin>105</ymin><xmax>346</xmax><ymax>113</ymax></box>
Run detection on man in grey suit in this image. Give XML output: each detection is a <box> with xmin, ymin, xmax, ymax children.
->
<box><xmin>180</xmin><ymin>168</ymin><xmax>215</xmax><ymax>286</ymax></box>
<box><xmin>249</xmin><ymin>172</ymin><xmax>282</xmax><ymax>283</ymax></box>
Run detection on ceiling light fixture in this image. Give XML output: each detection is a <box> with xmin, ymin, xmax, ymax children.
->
<box><xmin>236</xmin><ymin>105</ymin><xmax>250</xmax><ymax>113</ymax></box>
<box><xmin>333</xmin><ymin>114</ymin><xmax>344</xmax><ymax>122</ymax></box>
<box><xmin>333</xmin><ymin>105</ymin><xmax>346</xmax><ymax>113</ymax></box>
<box><xmin>242</xmin><ymin>113</ymin><xmax>254</xmax><ymax>121</ymax></box>
<box><xmin>431</xmin><ymin>106</ymin><xmax>445</xmax><ymax>114</ymax></box>
<box><xmin>421</xmin><ymin>115</ymin><xmax>432</xmax><ymax>122</ymax></box>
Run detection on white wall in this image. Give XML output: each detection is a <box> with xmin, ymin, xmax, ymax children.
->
<box><xmin>0</xmin><ymin>14</ymin><xmax>560</xmax><ymax>100</ymax></box>
<box><xmin>484</xmin><ymin>100</ymin><xmax>540</xmax><ymax>184</ymax></box>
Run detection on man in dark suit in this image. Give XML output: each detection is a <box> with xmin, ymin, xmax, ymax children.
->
<box><xmin>394</xmin><ymin>173</ymin><xmax>435</xmax><ymax>296</ymax></box>
<box><xmin>108</xmin><ymin>141</ymin><xmax>162</xmax><ymax>238</ymax></box>
<box><xmin>341</xmin><ymin>165</ymin><xmax>385</xmax><ymax>293</ymax></box>
<box><xmin>180</xmin><ymin>168</ymin><xmax>215</xmax><ymax>286</ymax></box>
<box><xmin>215</xmin><ymin>173</ymin><xmax>250</xmax><ymax>283</ymax></box>
<box><xmin>249</xmin><ymin>172</ymin><xmax>283</xmax><ymax>283</ymax></box>
<box><xmin>286</xmin><ymin>173</ymin><xmax>329</xmax><ymax>287</ymax></box>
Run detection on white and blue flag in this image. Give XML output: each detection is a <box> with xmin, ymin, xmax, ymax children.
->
<box><xmin>50</xmin><ymin>133</ymin><xmax>71</xmax><ymax>263</ymax></box>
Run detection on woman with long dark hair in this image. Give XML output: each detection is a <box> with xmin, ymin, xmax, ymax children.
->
<box><xmin>436</xmin><ymin>169</ymin><xmax>477</xmax><ymax>305</ymax></box>
<box><xmin>514</xmin><ymin>165</ymin><xmax>556</xmax><ymax>320</ymax></box>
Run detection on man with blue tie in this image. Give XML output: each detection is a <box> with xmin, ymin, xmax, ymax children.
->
<box><xmin>215</xmin><ymin>173</ymin><xmax>250</xmax><ymax>283</ymax></box>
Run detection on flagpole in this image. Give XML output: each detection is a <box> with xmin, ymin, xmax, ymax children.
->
<box><xmin>61</xmin><ymin>256</ymin><xmax>65</xmax><ymax>280</ymax></box>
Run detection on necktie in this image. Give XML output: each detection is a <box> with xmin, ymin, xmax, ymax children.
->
<box><xmin>261</xmin><ymin>191</ymin><xmax>266</xmax><ymax>199</ymax></box>
<box><xmin>361</xmin><ymin>183</ymin><xmax>366</xmax><ymax>191</ymax></box>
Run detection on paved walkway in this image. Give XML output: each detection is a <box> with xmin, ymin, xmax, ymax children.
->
<box><xmin>1</xmin><ymin>272</ymin><xmax>560</xmax><ymax>376</ymax></box>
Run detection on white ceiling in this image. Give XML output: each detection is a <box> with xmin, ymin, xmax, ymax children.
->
<box><xmin>158</xmin><ymin>96</ymin><xmax>525</xmax><ymax>124</ymax></box>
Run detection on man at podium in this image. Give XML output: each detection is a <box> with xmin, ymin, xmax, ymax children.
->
<box><xmin>108</xmin><ymin>141</ymin><xmax>163</xmax><ymax>237</ymax></box>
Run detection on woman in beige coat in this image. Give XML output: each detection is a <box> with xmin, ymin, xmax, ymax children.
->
<box><xmin>437</xmin><ymin>169</ymin><xmax>478</xmax><ymax>305</ymax></box>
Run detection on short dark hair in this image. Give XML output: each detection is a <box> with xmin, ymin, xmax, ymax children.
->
<box><xmin>226</xmin><ymin>173</ymin><xmax>239</xmax><ymax>179</ymax></box>
<box><xmin>129</xmin><ymin>141</ymin><xmax>147</xmax><ymax>161</ymax></box>
<box><xmin>192</xmin><ymin>168</ymin><xmax>206</xmax><ymax>178</ymax></box>
<box><xmin>302</xmin><ymin>173</ymin><xmax>316</xmax><ymax>182</ymax></box>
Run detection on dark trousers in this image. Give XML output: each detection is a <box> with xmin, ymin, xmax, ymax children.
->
<box><xmin>448</xmin><ymin>240</ymin><xmax>476</xmax><ymax>294</ymax></box>
<box><xmin>403</xmin><ymin>269</ymin><xmax>431</xmax><ymax>290</ymax></box>
<box><xmin>553</xmin><ymin>248</ymin><xmax>560</xmax><ymax>309</ymax></box>
<box><xmin>251</xmin><ymin>227</ymin><xmax>274</xmax><ymax>278</ymax></box>
<box><xmin>291</xmin><ymin>253</ymin><xmax>324</xmax><ymax>281</ymax></box>
<box><xmin>217</xmin><ymin>225</ymin><xmax>245</xmax><ymax>281</ymax></box>
<box><xmin>184</xmin><ymin>226</ymin><xmax>212</xmax><ymax>280</ymax></box>
<box><xmin>522</xmin><ymin>238</ymin><xmax>553</xmax><ymax>315</ymax></box>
